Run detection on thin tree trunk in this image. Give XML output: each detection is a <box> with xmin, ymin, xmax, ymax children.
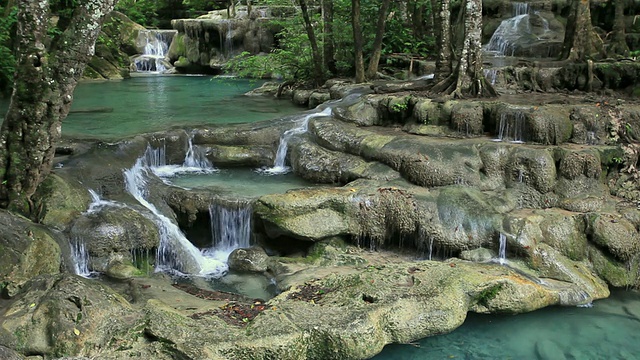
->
<box><xmin>431</xmin><ymin>0</ymin><xmax>452</xmax><ymax>82</ymax></box>
<box><xmin>0</xmin><ymin>0</ymin><xmax>117</xmax><ymax>215</ymax></box>
<box><xmin>561</xmin><ymin>0</ymin><xmax>602</xmax><ymax>60</ymax></box>
<box><xmin>322</xmin><ymin>0</ymin><xmax>337</xmax><ymax>75</ymax></box>
<box><xmin>608</xmin><ymin>0</ymin><xmax>629</xmax><ymax>57</ymax></box>
<box><xmin>365</xmin><ymin>0</ymin><xmax>392</xmax><ymax>79</ymax></box>
<box><xmin>352</xmin><ymin>0</ymin><xmax>365</xmax><ymax>83</ymax></box>
<box><xmin>298</xmin><ymin>0</ymin><xmax>324</xmax><ymax>84</ymax></box>
<box><xmin>431</xmin><ymin>0</ymin><xmax>496</xmax><ymax>98</ymax></box>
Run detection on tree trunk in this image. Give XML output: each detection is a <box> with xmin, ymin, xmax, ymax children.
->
<box><xmin>352</xmin><ymin>0</ymin><xmax>365</xmax><ymax>83</ymax></box>
<box><xmin>561</xmin><ymin>0</ymin><xmax>602</xmax><ymax>60</ymax></box>
<box><xmin>431</xmin><ymin>0</ymin><xmax>452</xmax><ymax>82</ymax></box>
<box><xmin>298</xmin><ymin>0</ymin><xmax>324</xmax><ymax>84</ymax></box>
<box><xmin>0</xmin><ymin>0</ymin><xmax>117</xmax><ymax>216</ymax></box>
<box><xmin>431</xmin><ymin>0</ymin><xmax>496</xmax><ymax>98</ymax></box>
<box><xmin>322</xmin><ymin>0</ymin><xmax>337</xmax><ymax>75</ymax></box>
<box><xmin>365</xmin><ymin>0</ymin><xmax>392</xmax><ymax>79</ymax></box>
<box><xmin>608</xmin><ymin>0</ymin><xmax>629</xmax><ymax>57</ymax></box>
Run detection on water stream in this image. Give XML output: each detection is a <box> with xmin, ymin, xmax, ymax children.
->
<box><xmin>373</xmin><ymin>289</ymin><xmax>640</xmax><ymax>359</ymax></box>
<box><xmin>133</xmin><ymin>30</ymin><xmax>176</xmax><ymax>73</ymax></box>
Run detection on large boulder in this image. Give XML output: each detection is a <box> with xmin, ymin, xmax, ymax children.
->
<box><xmin>0</xmin><ymin>274</ymin><xmax>137</xmax><ymax>358</ymax></box>
<box><xmin>0</xmin><ymin>211</ymin><xmax>62</xmax><ymax>297</ymax></box>
<box><xmin>228</xmin><ymin>247</ymin><xmax>270</xmax><ymax>273</ymax></box>
<box><xmin>35</xmin><ymin>174</ymin><xmax>91</xmax><ymax>230</ymax></box>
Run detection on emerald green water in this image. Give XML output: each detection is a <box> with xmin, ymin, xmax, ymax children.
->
<box><xmin>373</xmin><ymin>290</ymin><xmax>640</xmax><ymax>360</ymax></box>
<box><xmin>0</xmin><ymin>76</ymin><xmax>299</xmax><ymax>140</ymax></box>
<box><xmin>167</xmin><ymin>168</ymin><xmax>320</xmax><ymax>199</ymax></box>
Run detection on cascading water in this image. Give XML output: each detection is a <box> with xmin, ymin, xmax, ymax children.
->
<box><xmin>150</xmin><ymin>136</ymin><xmax>217</xmax><ymax>178</ymax></box>
<box><xmin>203</xmin><ymin>201</ymin><xmax>252</xmax><ymax>261</ymax></box>
<box><xmin>70</xmin><ymin>237</ymin><xmax>92</xmax><ymax>277</ymax></box>
<box><xmin>124</xmin><ymin>146</ymin><xmax>227</xmax><ymax>276</ymax></box>
<box><xmin>485</xmin><ymin>3</ymin><xmax>530</xmax><ymax>56</ymax></box>
<box><xmin>498</xmin><ymin>233</ymin><xmax>507</xmax><ymax>264</ymax></box>
<box><xmin>494</xmin><ymin>111</ymin><xmax>526</xmax><ymax>143</ymax></box>
<box><xmin>133</xmin><ymin>30</ymin><xmax>176</xmax><ymax>73</ymax></box>
<box><xmin>259</xmin><ymin>107</ymin><xmax>333</xmax><ymax>175</ymax></box>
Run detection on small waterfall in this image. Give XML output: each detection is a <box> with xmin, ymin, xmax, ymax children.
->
<box><xmin>70</xmin><ymin>237</ymin><xmax>92</xmax><ymax>277</ymax></box>
<box><xmin>204</xmin><ymin>201</ymin><xmax>252</xmax><ymax>261</ymax></box>
<box><xmin>517</xmin><ymin>168</ymin><xmax>525</xmax><ymax>183</ymax></box>
<box><xmin>498</xmin><ymin>233</ymin><xmax>507</xmax><ymax>264</ymax></box>
<box><xmin>86</xmin><ymin>189</ymin><xmax>125</xmax><ymax>213</ymax></box>
<box><xmin>484</xmin><ymin>3</ymin><xmax>531</xmax><ymax>57</ymax></box>
<box><xmin>484</xmin><ymin>68</ymin><xmax>498</xmax><ymax>85</ymax></box>
<box><xmin>133</xmin><ymin>30</ymin><xmax>176</xmax><ymax>73</ymax></box>
<box><xmin>124</xmin><ymin>147</ymin><xmax>227</xmax><ymax>276</ymax></box>
<box><xmin>259</xmin><ymin>107</ymin><xmax>333</xmax><ymax>175</ymax></box>
<box><xmin>494</xmin><ymin>111</ymin><xmax>526</xmax><ymax>143</ymax></box>
<box><xmin>149</xmin><ymin>137</ymin><xmax>217</xmax><ymax>178</ymax></box>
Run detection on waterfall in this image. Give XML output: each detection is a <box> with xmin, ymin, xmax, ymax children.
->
<box><xmin>70</xmin><ymin>237</ymin><xmax>92</xmax><ymax>277</ymax></box>
<box><xmin>133</xmin><ymin>30</ymin><xmax>177</xmax><ymax>73</ymax></box>
<box><xmin>498</xmin><ymin>233</ymin><xmax>507</xmax><ymax>264</ymax></box>
<box><xmin>203</xmin><ymin>201</ymin><xmax>252</xmax><ymax>261</ymax></box>
<box><xmin>124</xmin><ymin>147</ymin><xmax>228</xmax><ymax>276</ymax></box>
<box><xmin>258</xmin><ymin>107</ymin><xmax>333</xmax><ymax>175</ymax></box>
<box><xmin>494</xmin><ymin>111</ymin><xmax>526</xmax><ymax>143</ymax></box>
<box><xmin>149</xmin><ymin>137</ymin><xmax>217</xmax><ymax>178</ymax></box>
<box><xmin>483</xmin><ymin>68</ymin><xmax>498</xmax><ymax>85</ymax></box>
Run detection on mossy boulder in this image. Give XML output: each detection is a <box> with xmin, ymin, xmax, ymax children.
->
<box><xmin>0</xmin><ymin>210</ymin><xmax>62</xmax><ymax>297</ymax></box>
<box><xmin>450</xmin><ymin>101</ymin><xmax>484</xmax><ymax>136</ymax></box>
<box><xmin>35</xmin><ymin>174</ymin><xmax>91</xmax><ymax>231</ymax></box>
<box><xmin>588</xmin><ymin>214</ymin><xmax>640</xmax><ymax>262</ymax></box>
<box><xmin>207</xmin><ymin>144</ymin><xmax>274</xmax><ymax>167</ymax></box>
<box><xmin>527</xmin><ymin>106</ymin><xmax>573</xmax><ymax>144</ymax></box>
<box><xmin>228</xmin><ymin>247</ymin><xmax>270</xmax><ymax>273</ymax></box>
<box><xmin>0</xmin><ymin>274</ymin><xmax>136</xmax><ymax>358</ymax></box>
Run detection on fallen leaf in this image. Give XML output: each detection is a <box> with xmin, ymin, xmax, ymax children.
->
<box><xmin>73</xmin><ymin>328</ymin><xmax>80</xmax><ymax>336</ymax></box>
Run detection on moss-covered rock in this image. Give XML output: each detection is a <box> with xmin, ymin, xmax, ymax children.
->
<box><xmin>228</xmin><ymin>247</ymin><xmax>270</xmax><ymax>273</ymax></box>
<box><xmin>208</xmin><ymin>144</ymin><xmax>274</xmax><ymax>167</ymax></box>
<box><xmin>588</xmin><ymin>214</ymin><xmax>640</xmax><ymax>262</ymax></box>
<box><xmin>0</xmin><ymin>211</ymin><xmax>62</xmax><ymax>297</ymax></box>
<box><xmin>35</xmin><ymin>174</ymin><xmax>91</xmax><ymax>230</ymax></box>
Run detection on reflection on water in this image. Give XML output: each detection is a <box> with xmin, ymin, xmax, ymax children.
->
<box><xmin>373</xmin><ymin>289</ymin><xmax>640</xmax><ymax>360</ymax></box>
<box><xmin>0</xmin><ymin>76</ymin><xmax>299</xmax><ymax>140</ymax></box>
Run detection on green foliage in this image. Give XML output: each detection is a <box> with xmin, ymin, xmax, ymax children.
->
<box><xmin>0</xmin><ymin>5</ymin><xmax>16</xmax><ymax>97</ymax></box>
<box><xmin>115</xmin><ymin>0</ymin><xmax>159</xmax><ymax>27</ymax></box>
<box><xmin>475</xmin><ymin>283</ymin><xmax>503</xmax><ymax>306</ymax></box>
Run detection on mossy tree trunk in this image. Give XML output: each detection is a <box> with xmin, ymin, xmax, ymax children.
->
<box><xmin>562</xmin><ymin>0</ymin><xmax>602</xmax><ymax>60</ymax></box>
<box><xmin>298</xmin><ymin>0</ymin><xmax>324</xmax><ymax>84</ymax></box>
<box><xmin>322</xmin><ymin>0</ymin><xmax>337</xmax><ymax>75</ymax></box>
<box><xmin>0</xmin><ymin>0</ymin><xmax>117</xmax><ymax>216</ymax></box>
<box><xmin>607</xmin><ymin>0</ymin><xmax>629</xmax><ymax>57</ymax></box>
<box><xmin>352</xmin><ymin>0</ymin><xmax>365</xmax><ymax>83</ymax></box>
<box><xmin>431</xmin><ymin>0</ymin><xmax>496</xmax><ymax>98</ymax></box>
<box><xmin>431</xmin><ymin>0</ymin><xmax>452</xmax><ymax>82</ymax></box>
<box><xmin>365</xmin><ymin>0</ymin><xmax>392</xmax><ymax>79</ymax></box>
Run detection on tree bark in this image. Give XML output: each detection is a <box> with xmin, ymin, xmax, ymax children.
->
<box><xmin>298</xmin><ymin>0</ymin><xmax>324</xmax><ymax>84</ymax></box>
<box><xmin>365</xmin><ymin>0</ymin><xmax>392</xmax><ymax>79</ymax></box>
<box><xmin>322</xmin><ymin>0</ymin><xmax>337</xmax><ymax>75</ymax></box>
<box><xmin>0</xmin><ymin>0</ymin><xmax>117</xmax><ymax>216</ymax></box>
<box><xmin>431</xmin><ymin>0</ymin><xmax>496</xmax><ymax>98</ymax></box>
<box><xmin>561</xmin><ymin>0</ymin><xmax>602</xmax><ymax>60</ymax></box>
<box><xmin>608</xmin><ymin>0</ymin><xmax>629</xmax><ymax>57</ymax></box>
<box><xmin>431</xmin><ymin>0</ymin><xmax>452</xmax><ymax>82</ymax></box>
<box><xmin>352</xmin><ymin>0</ymin><xmax>365</xmax><ymax>83</ymax></box>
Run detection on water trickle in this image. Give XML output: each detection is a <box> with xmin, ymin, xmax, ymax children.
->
<box><xmin>70</xmin><ymin>237</ymin><xmax>92</xmax><ymax>277</ymax></box>
<box><xmin>494</xmin><ymin>111</ymin><xmax>526</xmax><ymax>143</ymax></box>
<box><xmin>124</xmin><ymin>146</ymin><xmax>227</xmax><ymax>276</ymax></box>
<box><xmin>498</xmin><ymin>233</ymin><xmax>507</xmax><ymax>264</ymax></box>
<box><xmin>149</xmin><ymin>137</ymin><xmax>218</xmax><ymax>178</ymax></box>
<box><xmin>258</xmin><ymin>106</ymin><xmax>333</xmax><ymax>175</ymax></box>
<box><xmin>203</xmin><ymin>201</ymin><xmax>252</xmax><ymax>261</ymax></box>
<box><xmin>86</xmin><ymin>189</ymin><xmax>125</xmax><ymax>213</ymax></box>
<box><xmin>483</xmin><ymin>68</ymin><xmax>498</xmax><ymax>85</ymax></box>
<box><xmin>517</xmin><ymin>168</ymin><xmax>525</xmax><ymax>183</ymax></box>
<box><xmin>133</xmin><ymin>30</ymin><xmax>176</xmax><ymax>73</ymax></box>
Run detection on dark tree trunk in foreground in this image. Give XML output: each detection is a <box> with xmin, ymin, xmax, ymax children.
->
<box><xmin>352</xmin><ymin>0</ymin><xmax>365</xmax><ymax>83</ymax></box>
<box><xmin>432</xmin><ymin>0</ymin><xmax>496</xmax><ymax>98</ymax></box>
<box><xmin>298</xmin><ymin>0</ymin><xmax>324</xmax><ymax>84</ymax></box>
<box><xmin>562</xmin><ymin>0</ymin><xmax>602</xmax><ymax>60</ymax></box>
<box><xmin>365</xmin><ymin>0</ymin><xmax>392</xmax><ymax>79</ymax></box>
<box><xmin>431</xmin><ymin>0</ymin><xmax>452</xmax><ymax>82</ymax></box>
<box><xmin>0</xmin><ymin>0</ymin><xmax>117</xmax><ymax>216</ymax></box>
<box><xmin>322</xmin><ymin>0</ymin><xmax>337</xmax><ymax>75</ymax></box>
<box><xmin>608</xmin><ymin>0</ymin><xmax>629</xmax><ymax>57</ymax></box>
